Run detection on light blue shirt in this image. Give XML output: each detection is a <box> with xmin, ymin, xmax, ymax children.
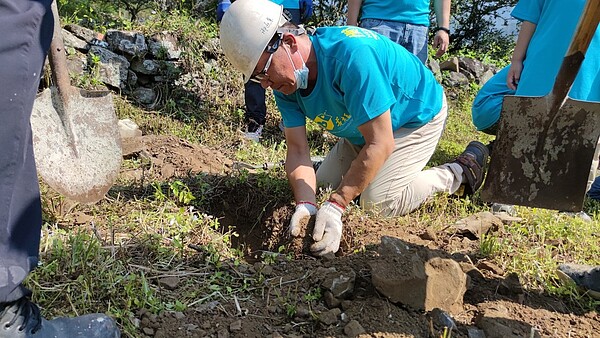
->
<box><xmin>275</xmin><ymin>26</ymin><xmax>443</xmax><ymax>145</ymax></box>
<box><xmin>472</xmin><ymin>0</ymin><xmax>600</xmax><ymax>130</ymax></box>
<box><xmin>360</xmin><ymin>0</ymin><xmax>431</xmax><ymax>26</ymax></box>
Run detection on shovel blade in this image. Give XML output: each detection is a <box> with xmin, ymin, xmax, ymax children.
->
<box><xmin>31</xmin><ymin>86</ymin><xmax>122</xmax><ymax>204</ymax></box>
<box><xmin>481</xmin><ymin>96</ymin><xmax>600</xmax><ymax>211</ymax></box>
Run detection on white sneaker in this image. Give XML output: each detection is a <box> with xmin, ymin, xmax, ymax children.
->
<box><xmin>243</xmin><ymin>125</ymin><xmax>263</xmax><ymax>143</ymax></box>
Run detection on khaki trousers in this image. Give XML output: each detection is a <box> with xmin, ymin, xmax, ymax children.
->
<box><xmin>316</xmin><ymin>96</ymin><xmax>465</xmax><ymax>216</ymax></box>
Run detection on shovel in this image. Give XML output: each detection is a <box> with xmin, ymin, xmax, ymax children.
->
<box><xmin>30</xmin><ymin>1</ymin><xmax>122</xmax><ymax>204</ymax></box>
<box><xmin>481</xmin><ymin>0</ymin><xmax>600</xmax><ymax>211</ymax></box>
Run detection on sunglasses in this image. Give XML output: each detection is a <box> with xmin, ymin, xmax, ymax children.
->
<box><xmin>250</xmin><ymin>35</ymin><xmax>282</xmax><ymax>83</ymax></box>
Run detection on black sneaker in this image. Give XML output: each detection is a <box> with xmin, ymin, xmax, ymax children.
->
<box><xmin>453</xmin><ymin>141</ymin><xmax>489</xmax><ymax>196</ymax></box>
<box><xmin>491</xmin><ymin>203</ymin><xmax>517</xmax><ymax>216</ymax></box>
<box><xmin>557</xmin><ymin>263</ymin><xmax>600</xmax><ymax>299</ymax></box>
<box><xmin>0</xmin><ymin>297</ymin><xmax>120</xmax><ymax>337</ymax></box>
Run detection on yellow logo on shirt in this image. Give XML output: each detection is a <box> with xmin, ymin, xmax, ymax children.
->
<box><xmin>314</xmin><ymin>114</ymin><xmax>334</xmax><ymax>130</ymax></box>
<box><xmin>341</xmin><ymin>27</ymin><xmax>380</xmax><ymax>40</ymax></box>
<box><xmin>314</xmin><ymin>112</ymin><xmax>351</xmax><ymax>131</ymax></box>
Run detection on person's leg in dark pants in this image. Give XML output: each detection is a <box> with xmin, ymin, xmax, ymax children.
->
<box><xmin>243</xmin><ymin>80</ymin><xmax>267</xmax><ymax>141</ymax></box>
<box><xmin>0</xmin><ymin>0</ymin><xmax>52</xmax><ymax>305</ymax></box>
<box><xmin>0</xmin><ymin>1</ymin><xmax>119</xmax><ymax>336</ymax></box>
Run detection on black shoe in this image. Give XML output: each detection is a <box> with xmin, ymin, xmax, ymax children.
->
<box><xmin>491</xmin><ymin>203</ymin><xmax>517</xmax><ymax>216</ymax></box>
<box><xmin>485</xmin><ymin>140</ymin><xmax>494</xmax><ymax>155</ymax></box>
<box><xmin>557</xmin><ymin>263</ymin><xmax>600</xmax><ymax>299</ymax></box>
<box><xmin>0</xmin><ymin>297</ymin><xmax>120</xmax><ymax>337</ymax></box>
<box><xmin>453</xmin><ymin>141</ymin><xmax>489</xmax><ymax>196</ymax></box>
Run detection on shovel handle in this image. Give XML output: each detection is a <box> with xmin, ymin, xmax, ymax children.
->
<box><xmin>552</xmin><ymin>0</ymin><xmax>600</xmax><ymax>103</ymax></box>
<box><xmin>49</xmin><ymin>0</ymin><xmax>73</xmax><ymax>99</ymax></box>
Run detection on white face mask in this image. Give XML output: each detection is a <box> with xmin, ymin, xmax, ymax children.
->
<box><xmin>284</xmin><ymin>45</ymin><xmax>309</xmax><ymax>90</ymax></box>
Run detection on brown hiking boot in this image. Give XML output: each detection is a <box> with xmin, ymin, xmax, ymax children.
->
<box><xmin>453</xmin><ymin>141</ymin><xmax>489</xmax><ymax>196</ymax></box>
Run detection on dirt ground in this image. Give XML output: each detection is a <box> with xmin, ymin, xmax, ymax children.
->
<box><xmin>120</xmin><ymin>135</ymin><xmax>599</xmax><ymax>338</ymax></box>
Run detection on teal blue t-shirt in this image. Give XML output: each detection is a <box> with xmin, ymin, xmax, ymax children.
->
<box><xmin>276</xmin><ymin>0</ymin><xmax>300</xmax><ymax>9</ymax></box>
<box><xmin>472</xmin><ymin>0</ymin><xmax>600</xmax><ymax>130</ymax></box>
<box><xmin>360</xmin><ymin>0</ymin><xmax>431</xmax><ymax>26</ymax></box>
<box><xmin>275</xmin><ymin>26</ymin><xmax>444</xmax><ymax>145</ymax></box>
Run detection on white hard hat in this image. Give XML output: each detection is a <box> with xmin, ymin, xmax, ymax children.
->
<box><xmin>219</xmin><ymin>0</ymin><xmax>288</xmax><ymax>82</ymax></box>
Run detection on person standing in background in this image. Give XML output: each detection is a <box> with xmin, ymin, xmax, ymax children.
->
<box><xmin>217</xmin><ymin>0</ymin><xmax>313</xmax><ymax>142</ymax></box>
<box><xmin>346</xmin><ymin>0</ymin><xmax>451</xmax><ymax>63</ymax></box>
<box><xmin>470</xmin><ymin>0</ymin><xmax>600</xmax><ymax>217</ymax></box>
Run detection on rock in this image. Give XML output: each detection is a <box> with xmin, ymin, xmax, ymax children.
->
<box><xmin>318</xmin><ymin>308</ymin><xmax>341</xmax><ymax>325</ymax></box>
<box><xmin>65</xmin><ymin>53</ymin><xmax>87</xmax><ymax>77</ymax></box>
<box><xmin>132</xmin><ymin>87</ymin><xmax>157</xmax><ymax>106</ymax></box>
<box><xmin>65</xmin><ymin>24</ymin><xmax>98</xmax><ymax>43</ymax></box>
<box><xmin>130</xmin><ymin>59</ymin><xmax>161</xmax><ymax>75</ymax></box>
<box><xmin>105</xmin><ymin>30</ymin><xmax>148</xmax><ymax>58</ymax></box>
<box><xmin>460</xmin><ymin>262</ymin><xmax>484</xmax><ymax>284</ymax></box>
<box><xmin>452</xmin><ymin>211</ymin><xmax>503</xmax><ymax>240</ymax></box>
<box><xmin>324</xmin><ymin>290</ymin><xmax>341</xmax><ymax>308</ymax></box>
<box><xmin>62</xmin><ymin>29</ymin><xmax>89</xmax><ymax>51</ymax></box>
<box><xmin>459</xmin><ymin>57</ymin><xmax>486</xmax><ymax>78</ymax></box>
<box><xmin>419</xmin><ymin>228</ymin><xmax>437</xmax><ymax>241</ymax></box>
<box><xmin>498</xmin><ymin>272</ymin><xmax>524</xmax><ymax>295</ymax></box>
<box><xmin>261</xmin><ymin>264</ymin><xmax>274</xmax><ymax>276</ymax></box>
<box><xmin>341</xmin><ymin>300</ymin><xmax>353</xmax><ymax>311</ymax></box>
<box><xmin>343</xmin><ymin>320</ymin><xmax>366</xmax><ymax>337</ymax></box>
<box><xmin>154</xmin><ymin>328</ymin><xmax>168</xmax><ymax>338</ymax></box>
<box><xmin>142</xmin><ymin>327</ymin><xmax>154</xmax><ymax>335</ymax></box>
<box><xmin>428</xmin><ymin>59</ymin><xmax>442</xmax><ymax>81</ymax></box>
<box><xmin>476</xmin><ymin>317</ymin><xmax>520</xmax><ymax>338</ymax></box>
<box><xmin>88</xmin><ymin>46</ymin><xmax>130</xmax><ymax>89</ymax></box>
<box><xmin>479</xmin><ymin>69</ymin><xmax>495</xmax><ymax>85</ymax></box>
<box><xmin>149</xmin><ymin>32</ymin><xmax>182</xmax><ymax>60</ymax></box>
<box><xmin>467</xmin><ymin>327</ymin><xmax>486</xmax><ymax>338</ymax></box>
<box><xmin>217</xmin><ymin>327</ymin><xmax>229</xmax><ymax>338</ymax></box>
<box><xmin>157</xmin><ymin>276</ymin><xmax>180</xmax><ymax>290</ymax></box>
<box><xmin>229</xmin><ymin>319</ymin><xmax>242</xmax><ymax>331</ymax></box>
<box><xmin>475</xmin><ymin>304</ymin><xmax>541</xmax><ymax>338</ymax></box>
<box><xmin>430</xmin><ymin>308</ymin><xmax>457</xmax><ymax>331</ymax></box>
<box><xmin>444</xmin><ymin>71</ymin><xmax>470</xmax><ymax>87</ymax></box>
<box><xmin>321</xmin><ymin>268</ymin><xmax>356</xmax><ymax>298</ymax></box>
<box><xmin>371</xmin><ymin>236</ymin><xmax>468</xmax><ymax>314</ymax></box>
<box><xmin>476</xmin><ymin>260</ymin><xmax>504</xmax><ymax>276</ymax></box>
<box><xmin>440</xmin><ymin>57</ymin><xmax>460</xmax><ymax>72</ymax></box>
<box><xmin>119</xmin><ymin>119</ymin><xmax>142</xmax><ymax>139</ymax></box>
<box><xmin>295</xmin><ymin>305</ymin><xmax>310</xmax><ymax>318</ymax></box>
<box><xmin>321</xmin><ymin>252</ymin><xmax>336</xmax><ymax>261</ymax></box>
<box><xmin>127</xmin><ymin>70</ymin><xmax>138</xmax><ymax>87</ymax></box>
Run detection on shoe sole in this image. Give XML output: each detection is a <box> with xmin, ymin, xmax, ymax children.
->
<box><xmin>556</xmin><ymin>269</ymin><xmax>600</xmax><ymax>300</ymax></box>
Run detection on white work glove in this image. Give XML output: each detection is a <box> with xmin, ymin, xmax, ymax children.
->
<box><xmin>288</xmin><ymin>201</ymin><xmax>318</xmax><ymax>237</ymax></box>
<box><xmin>311</xmin><ymin>201</ymin><xmax>344</xmax><ymax>256</ymax></box>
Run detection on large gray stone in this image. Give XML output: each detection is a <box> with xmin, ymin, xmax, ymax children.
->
<box><xmin>149</xmin><ymin>32</ymin><xmax>182</xmax><ymax>60</ymax></box>
<box><xmin>370</xmin><ymin>236</ymin><xmax>468</xmax><ymax>314</ymax></box>
<box><xmin>88</xmin><ymin>46</ymin><xmax>130</xmax><ymax>89</ymax></box>
<box><xmin>105</xmin><ymin>30</ymin><xmax>148</xmax><ymax>58</ymax></box>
